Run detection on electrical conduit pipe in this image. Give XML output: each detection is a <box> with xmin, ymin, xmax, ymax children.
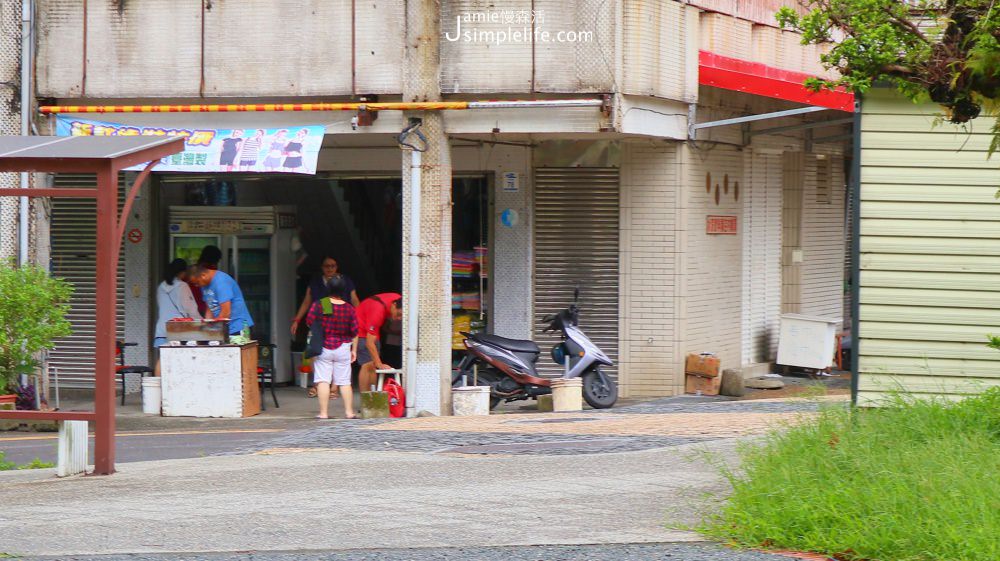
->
<box><xmin>405</xmin><ymin>148</ymin><xmax>420</xmax><ymax>417</ymax></box>
<box><xmin>19</xmin><ymin>0</ymin><xmax>32</xmax><ymax>265</ymax></box>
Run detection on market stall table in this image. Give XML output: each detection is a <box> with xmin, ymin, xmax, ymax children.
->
<box><xmin>160</xmin><ymin>342</ymin><xmax>261</xmax><ymax>418</ymax></box>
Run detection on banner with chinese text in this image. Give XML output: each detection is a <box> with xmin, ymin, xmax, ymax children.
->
<box><xmin>55</xmin><ymin>117</ymin><xmax>325</xmax><ymax>175</ymax></box>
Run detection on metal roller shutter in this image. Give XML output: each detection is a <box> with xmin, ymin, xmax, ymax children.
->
<box><xmin>533</xmin><ymin>168</ymin><xmax>620</xmax><ymax>379</ymax></box>
<box><xmin>49</xmin><ymin>174</ymin><xmax>126</xmax><ymax>388</ymax></box>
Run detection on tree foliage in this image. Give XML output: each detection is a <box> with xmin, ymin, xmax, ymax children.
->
<box><xmin>0</xmin><ymin>262</ymin><xmax>72</xmax><ymax>393</ymax></box>
<box><xmin>778</xmin><ymin>1</ymin><xmax>1000</xmax><ymax>148</ymax></box>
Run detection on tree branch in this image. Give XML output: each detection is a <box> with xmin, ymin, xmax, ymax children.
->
<box><xmin>879</xmin><ymin>64</ymin><xmax>917</xmax><ymax>76</ymax></box>
<box><xmin>884</xmin><ymin>5</ymin><xmax>930</xmax><ymax>44</ymax></box>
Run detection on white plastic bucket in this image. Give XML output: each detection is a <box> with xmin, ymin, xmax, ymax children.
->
<box><xmin>141</xmin><ymin>377</ymin><xmax>162</xmax><ymax>415</ymax></box>
<box><xmin>452</xmin><ymin>385</ymin><xmax>491</xmax><ymax>416</ymax></box>
<box><xmin>550</xmin><ymin>378</ymin><xmax>583</xmax><ymax>412</ymax></box>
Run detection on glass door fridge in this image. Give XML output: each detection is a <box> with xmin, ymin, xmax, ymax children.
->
<box><xmin>171</xmin><ymin>234</ymin><xmax>222</xmax><ymax>266</ymax></box>
<box><xmin>233</xmin><ymin>236</ymin><xmax>272</xmax><ymax>345</ymax></box>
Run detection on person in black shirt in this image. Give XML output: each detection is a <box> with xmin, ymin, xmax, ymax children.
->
<box><xmin>291</xmin><ymin>256</ymin><xmax>360</xmax><ymax>399</ymax></box>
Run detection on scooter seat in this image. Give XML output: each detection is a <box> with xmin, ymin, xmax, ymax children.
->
<box><xmin>473</xmin><ymin>333</ymin><xmax>541</xmax><ymax>354</ymax></box>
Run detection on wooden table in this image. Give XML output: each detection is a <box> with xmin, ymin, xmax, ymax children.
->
<box><xmin>160</xmin><ymin>342</ymin><xmax>260</xmax><ymax>418</ymax></box>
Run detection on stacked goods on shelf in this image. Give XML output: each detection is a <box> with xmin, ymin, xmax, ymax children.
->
<box><xmin>453</xmin><ymin>251</ymin><xmax>477</xmax><ymax>278</ymax></box>
<box><xmin>452</xmin><ymin>247</ymin><xmax>487</xmax><ymax>351</ymax></box>
<box><xmin>452</xmin><ymin>291</ymin><xmax>481</xmax><ymax>311</ymax></box>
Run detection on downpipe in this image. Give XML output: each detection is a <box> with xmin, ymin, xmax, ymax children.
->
<box><xmin>18</xmin><ymin>0</ymin><xmax>32</xmax><ymax>265</ymax></box>
<box><xmin>404</xmin><ymin>148</ymin><xmax>421</xmax><ymax>417</ymax></box>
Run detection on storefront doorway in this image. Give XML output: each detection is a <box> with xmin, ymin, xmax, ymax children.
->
<box><xmin>148</xmin><ymin>173</ymin><xmax>490</xmax><ymax>384</ymax></box>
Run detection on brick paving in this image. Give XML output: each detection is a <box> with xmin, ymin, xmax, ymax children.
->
<box><xmin>363</xmin><ymin>411</ymin><xmax>813</xmax><ymax>437</ymax></box>
<box><xmin>227</xmin><ymin>396</ymin><xmax>844</xmax><ymax>457</ymax></box>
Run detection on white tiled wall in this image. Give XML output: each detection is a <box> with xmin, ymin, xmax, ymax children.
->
<box><xmin>619</xmin><ymin>140</ymin><xmax>682</xmax><ymax>397</ymax></box>
<box><xmin>681</xmin><ymin>143</ymin><xmax>746</xmax><ymax>375</ymax></box>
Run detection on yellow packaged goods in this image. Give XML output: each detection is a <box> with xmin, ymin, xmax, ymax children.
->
<box><xmin>685</xmin><ymin>353</ymin><xmax>721</xmax><ymax>378</ymax></box>
<box><xmin>453</xmin><ymin>314</ymin><xmax>473</xmax><ymax>350</ymax></box>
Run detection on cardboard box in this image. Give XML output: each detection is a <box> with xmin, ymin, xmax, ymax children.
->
<box><xmin>685</xmin><ymin>374</ymin><xmax>722</xmax><ymax>396</ymax></box>
<box><xmin>685</xmin><ymin>353</ymin><xmax>721</xmax><ymax>378</ymax></box>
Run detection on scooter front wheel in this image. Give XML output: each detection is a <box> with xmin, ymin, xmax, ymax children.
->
<box><xmin>582</xmin><ymin>369</ymin><xmax>618</xmax><ymax>409</ymax></box>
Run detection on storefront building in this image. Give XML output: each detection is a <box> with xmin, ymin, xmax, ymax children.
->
<box><xmin>25</xmin><ymin>0</ymin><xmax>852</xmax><ymax>412</ymax></box>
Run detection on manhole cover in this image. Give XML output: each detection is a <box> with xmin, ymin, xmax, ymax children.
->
<box><xmin>506</xmin><ymin>417</ymin><xmax>600</xmax><ymax>425</ymax></box>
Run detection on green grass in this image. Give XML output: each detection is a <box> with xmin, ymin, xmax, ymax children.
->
<box><xmin>0</xmin><ymin>451</ymin><xmax>54</xmax><ymax>471</ymax></box>
<box><xmin>701</xmin><ymin>388</ymin><xmax>1000</xmax><ymax>561</ymax></box>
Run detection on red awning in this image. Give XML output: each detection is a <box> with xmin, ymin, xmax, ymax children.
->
<box><xmin>699</xmin><ymin>51</ymin><xmax>854</xmax><ymax>112</ymax></box>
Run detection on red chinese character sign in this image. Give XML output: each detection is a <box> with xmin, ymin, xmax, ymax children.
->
<box><xmin>56</xmin><ymin>117</ymin><xmax>324</xmax><ymax>175</ymax></box>
<box><xmin>706</xmin><ymin>215</ymin><xmax>737</xmax><ymax>235</ymax></box>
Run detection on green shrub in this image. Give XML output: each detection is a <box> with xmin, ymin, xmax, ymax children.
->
<box><xmin>0</xmin><ymin>451</ymin><xmax>53</xmax><ymax>471</ymax></box>
<box><xmin>0</xmin><ymin>262</ymin><xmax>72</xmax><ymax>393</ymax></box>
<box><xmin>702</xmin><ymin>389</ymin><xmax>1000</xmax><ymax>561</ymax></box>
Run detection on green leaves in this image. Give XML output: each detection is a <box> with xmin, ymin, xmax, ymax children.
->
<box><xmin>0</xmin><ymin>261</ymin><xmax>73</xmax><ymax>393</ymax></box>
<box><xmin>780</xmin><ymin>0</ymin><xmax>1000</xmax><ymax>129</ymax></box>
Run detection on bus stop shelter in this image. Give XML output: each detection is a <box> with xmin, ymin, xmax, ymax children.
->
<box><xmin>0</xmin><ymin>135</ymin><xmax>185</xmax><ymax>475</ymax></box>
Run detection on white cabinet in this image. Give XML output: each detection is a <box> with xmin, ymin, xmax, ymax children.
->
<box><xmin>776</xmin><ymin>314</ymin><xmax>840</xmax><ymax>370</ymax></box>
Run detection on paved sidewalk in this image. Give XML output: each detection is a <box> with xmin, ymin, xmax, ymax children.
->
<box><xmin>1</xmin><ymin>443</ymin><xmax>722</xmax><ymax>556</ymax></box>
<box><xmin>16</xmin><ymin>543</ymin><xmax>818</xmax><ymax>560</ymax></box>
<box><xmin>0</xmin><ymin>396</ymin><xmax>843</xmax><ymax>558</ymax></box>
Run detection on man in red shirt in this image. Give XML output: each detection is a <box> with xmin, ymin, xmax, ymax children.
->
<box><xmin>355</xmin><ymin>292</ymin><xmax>403</xmax><ymax>392</ymax></box>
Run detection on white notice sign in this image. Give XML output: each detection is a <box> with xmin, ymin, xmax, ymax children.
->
<box><xmin>502</xmin><ymin>172</ymin><xmax>520</xmax><ymax>193</ymax></box>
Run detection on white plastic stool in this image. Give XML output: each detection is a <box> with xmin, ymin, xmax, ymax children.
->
<box><xmin>376</xmin><ymin>368</ymin><xmax>403</xmax><ymax>390</ymax></box>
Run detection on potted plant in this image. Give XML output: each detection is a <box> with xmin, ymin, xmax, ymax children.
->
<box><xmin>0</xmin><ymin>261</ymin><xmax>72</xmax><ymax>409</ymax></box>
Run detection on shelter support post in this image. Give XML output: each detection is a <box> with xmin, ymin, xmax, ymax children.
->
<box><xmin>93</xmin><ymin>165</ymin><xmax>118</xmax><ymax>475</ymax></box>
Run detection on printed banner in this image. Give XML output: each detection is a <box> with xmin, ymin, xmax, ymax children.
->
<box><xmin>55</xmin><ymin>117</ymin><xmax>325</xmax><ymax>175</ymax></box>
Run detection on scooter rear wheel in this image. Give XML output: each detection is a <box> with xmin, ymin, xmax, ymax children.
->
<box><xmin>582</xmin><ymin>369</ymin><xmax>618</xmax><ymax>409</ymax></box>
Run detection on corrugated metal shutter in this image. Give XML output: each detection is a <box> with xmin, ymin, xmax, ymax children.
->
<box><xmin>49</xmin><ymin>174</ymin><xmax>125</xmax><ymax>388</ymax></box>
<box><xmin>741</xmin><ymin>152</ymin><xmax>783</xmax><ymax>364</ymax></box>
<box><xmin>533</xmin><ymin>168</ymin><xmax>619</xmax><ymax>379</ymax></box>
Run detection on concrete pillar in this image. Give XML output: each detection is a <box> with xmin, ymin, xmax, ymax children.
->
<box><xmin>402</xmin><ymin>0</ymin><xmax>452</xmax><ymax>415</ymax></box>
<box><xmin>0</xmin><ymin>0</ymin><xmax>23</xmax><ymax>261</ymax></box>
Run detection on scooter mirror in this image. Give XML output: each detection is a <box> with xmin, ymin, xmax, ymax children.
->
<box><xmin>573</xmin><ymin>286</ymin><xmax>580</xmax><ymax>303</ymax></box>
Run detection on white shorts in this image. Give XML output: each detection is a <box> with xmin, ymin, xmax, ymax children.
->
<box><xmin>312</xmin><ymin>343</ymin><xmax>352</xmax><ymax>387</ymax></box>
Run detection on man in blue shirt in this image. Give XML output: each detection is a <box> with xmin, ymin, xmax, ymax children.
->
<box><xmin>191</xmin><ymin>265</ymin><xmax>254</xmax><ymax>342</ymax></box>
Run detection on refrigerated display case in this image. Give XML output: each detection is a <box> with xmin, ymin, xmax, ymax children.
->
<box><xmin>171</xmin><ymin>234</ymin><xmax>221</xmax><ymax>266</ymax></box>
<box><xmin>168</xmin><ymin>206</ymin><xmax>296</xmax><ymax>383</ymax></box>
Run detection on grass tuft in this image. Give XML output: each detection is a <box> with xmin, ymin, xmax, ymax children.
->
<box><xmin>701</xmin><ymin>388</ymin><xmax>1000</xmax><ymax>561</ymax></box>
<box><xmin>0</xmin><ymin>451</ymin><xmax>54</xmax><ymax>471</ymax></box>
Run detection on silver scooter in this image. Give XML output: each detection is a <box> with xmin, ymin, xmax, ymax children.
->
<box><xmin>452</xmin><ymin>288</ymin><xmax>618</xmax><ymax>409</ymax></box>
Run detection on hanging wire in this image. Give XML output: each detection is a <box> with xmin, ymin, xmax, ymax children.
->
<box><xmin>397</xmin><ymin>120</ymin><xmax>428</xmax><ymax>152</ymax></box>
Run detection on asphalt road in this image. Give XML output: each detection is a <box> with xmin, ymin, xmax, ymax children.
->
<box><xmin>0</xmin><ymin>429</ymin><xmax>287</xmax><ymax>465</ymax></box>
<box><xmin>15</xmin><ymin>544</ymin><xmax>801</xmax><ymax>561</ymax></box>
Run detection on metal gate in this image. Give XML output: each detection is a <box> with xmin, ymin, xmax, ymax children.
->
<box><xmin>49</xmin><ymin>174</ymin><xmax>125</xmax><ymax>388</ymax></box>
<box><xmin>533</xmin><ymin>167</ymin><xmax>620</xmax><ymax>379</ymax></box>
